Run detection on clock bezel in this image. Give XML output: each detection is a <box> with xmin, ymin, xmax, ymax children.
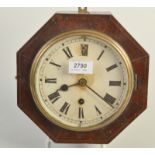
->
<box><xmin>30</xmin><ymin>29</ymin><xmax>135</xmax><ymax>132</ymax></box>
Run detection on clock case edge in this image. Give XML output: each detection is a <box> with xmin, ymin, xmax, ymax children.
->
<box><xmin>16</xmin><ymin>12</ymin><xmax>149</xmax><ymax>144</ymax></box>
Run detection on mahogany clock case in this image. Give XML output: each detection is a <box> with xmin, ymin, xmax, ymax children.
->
<box><xmin>17</xmin><ymin>13</ymin><xmax>149</xmax><ymax>144</ymax></box>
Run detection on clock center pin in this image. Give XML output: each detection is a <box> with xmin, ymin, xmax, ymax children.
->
<box><xmin>79</xmin><ymin>78</ymin><xmax>87</xmax><ymax>87</ymax></box>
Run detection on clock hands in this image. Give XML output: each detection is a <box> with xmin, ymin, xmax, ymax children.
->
<box><xmin>56</xmin><ymin>78</ymin><xmax>87</xmax><ymax>92</ymax></box>
<box><xmin>76</xmin><ymin>78</ymin><xmax>115</xmax><ymax>108</ymax></box>
<box><xmin>57</xmin><ymin>82</ymin><xmax>80</xmax><ymax>92</ymax></box>
<box><xmin>49</xmin><ymin>82</ymin><xmax>79</xmax><ymax>102</ymax></box>
<box><xmin>52</xmin><ymin>78</ymin><xmax>114</xmax><ymax>108</ymax></box>
<box><xmin>55</xmin><ymin>78</ymin><xmax>87</xmax><ymax>93</ymax></box>
<box><xmin>85</xmin><ymin>84</ymin><xmax>114</xmax><ymax>108</ymax></box>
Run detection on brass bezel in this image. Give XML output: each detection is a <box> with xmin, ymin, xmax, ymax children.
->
<box><xmin>30</xmin><ymin>29</ymin><xmax>134</xmax><ymax>132</ymax></box>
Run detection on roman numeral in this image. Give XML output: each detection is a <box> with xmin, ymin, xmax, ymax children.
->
<box><xmin>103</xmin><ymin>93</ymin><xmax>116</xmax><ymax>105</ymax></box>
<box><xmin>45</xmin><ymin>78</ymin><xmax>57</xmax><ymax>83</ymax></box>
<box><xmin>60</xmin><ymin>102</ymin><xmax>70</xmax><ymax>115</ymax></box>
<box><xmin>95</xmin><ymin>106</ymin><xmax>102</xmax><ymax>115</ymax></box>
<box><xmin>79</xmin><ymin>107</ymin><xmax>84</xmax><ymax>119</ymax></box>
<box><xmin>82</xmin><ymin>36</ymin><xmax>87</xmax><ymax>42</ymax></box>
<box><xmin>81</xmin><ymin>44</ymin><xmax>88</xmax><ymax>56</ymax></box>
<box><xmin>97</xmin><ymin>50</ymin><xmax>104</xmax><ymax>61</ymax></box>
<box><xmin>49</xmin><ymin>62</ymin><xmax>61</xmax><ymax>68</ymax></box>
<box><xmin>109</xmin><ymin>81</ymin><xmax>121</xmax><ymax>86</ymax></box>
<box><xmin>63</xmin><ymin>47</ymin><xmax>73</xmax><ymax>59</ymax></box>
<box><xmin>106</xmin><ymin>64</ymin><xmax>118</xmax><ymax>72</ymax></box>
<box><xmin>48</xmin><ymin>91</ymin><xmax>60</xmax><ymax>104</ymax></box>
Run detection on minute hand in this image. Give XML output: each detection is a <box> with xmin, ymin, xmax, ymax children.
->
<box><xmin>86</xmin><ymin>85</ymin><xmax>114</xmax><ymax>108</ymax></box>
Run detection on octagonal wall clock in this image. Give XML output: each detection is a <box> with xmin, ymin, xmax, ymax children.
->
<box><xmin>17</xmin><ymin>8</ymin><xmax>149</xmax><ymax>144</ymax></box>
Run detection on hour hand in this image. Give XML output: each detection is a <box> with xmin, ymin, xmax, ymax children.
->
<box><xmin>48</xmin><ymin>82</ymin><xmax>79</xmax><ymax>104</ymax></box>
<box><xmin>58</xmin><ymin>82</ymin><xmax>79</xmax><ymax>92</ymax></box>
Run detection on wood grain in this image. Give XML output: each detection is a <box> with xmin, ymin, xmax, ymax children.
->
<box><xmin>17</xmin><ymin>13</ymin><xmax>149</xmax><ymax>144</ymax></box>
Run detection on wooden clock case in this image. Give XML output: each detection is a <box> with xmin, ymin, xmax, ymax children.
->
<box><xmin>17</xmin><ymin>12</ymin><xmax>149</xmax><ymax>144</ymax></box>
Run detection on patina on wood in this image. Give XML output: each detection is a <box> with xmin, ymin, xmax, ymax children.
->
<box><xmin>17</xmin><ymin>12</ymin><xmax>149</xmax><ymax>144</ymax></box>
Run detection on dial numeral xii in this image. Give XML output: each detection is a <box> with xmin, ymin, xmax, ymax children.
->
<box><xmin>81</xmin><ymin>44</ymin><xmax>88</xmax><ymax>56</ymax></box>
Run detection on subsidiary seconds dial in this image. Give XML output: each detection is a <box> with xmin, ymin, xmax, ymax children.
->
<box><xmin>30</xmin><ymin>30</ymin><xmax>134</xmax><ymax>131</ymax></box>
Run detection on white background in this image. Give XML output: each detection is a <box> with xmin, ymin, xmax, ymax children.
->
<box><xmin>0</xmin><ymin>7</ymin><xmax>154</xmax><ymax>148</ymax></box>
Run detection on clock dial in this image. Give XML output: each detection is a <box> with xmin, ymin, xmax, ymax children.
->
<box><xmin>30</xmin><ymin>30</ymin><xmax>134</xmax><ymax>131</ymax></box>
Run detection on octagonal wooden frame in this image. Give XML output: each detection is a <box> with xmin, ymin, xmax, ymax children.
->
<box><xmin>17</xmin><ymin>13</ymin><xmax>149</xmax><ymax>144</ymax></box>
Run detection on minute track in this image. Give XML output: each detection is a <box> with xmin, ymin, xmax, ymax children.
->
<box><xmin>34</xmin><ymin>30</ymin><xmax>131</xmax><ymax>131</ymax></box>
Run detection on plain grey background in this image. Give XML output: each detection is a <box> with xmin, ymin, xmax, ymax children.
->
<box><xmin>0</xmin><ymin>7</ymin><xmax>154</xmax><ymax>148</ymax></box>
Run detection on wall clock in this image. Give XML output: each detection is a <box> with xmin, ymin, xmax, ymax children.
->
<box><xmin>17</xmin><ymin>8</ymin><xmax>149</xmax><ymax>144</ymax></box>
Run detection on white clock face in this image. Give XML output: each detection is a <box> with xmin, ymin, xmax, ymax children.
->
<box><xmin>30</xmin><ymin>30</ymin><xmax>134</xmax><ymax>131</ymax></box>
